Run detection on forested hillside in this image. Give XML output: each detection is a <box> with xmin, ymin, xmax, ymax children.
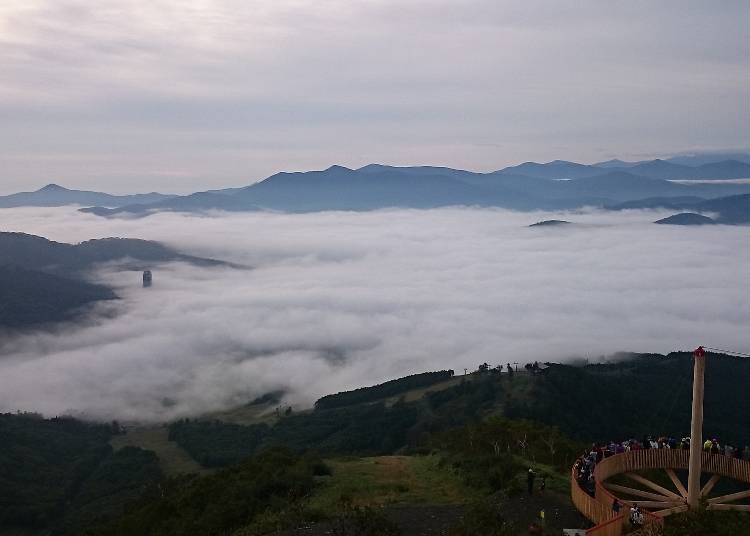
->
<box><xmin>0</xmin><ymin>231</ymin><xmax>229</xmax><ymax>328</ymax></box>
<box><xmin>4</xmin><ymin>352</ymin><xmax>750</xmax><ymax>535</ymax></box>
<box><xmin>0</xmin><ymin>413</ymin><xmax>161</xmax><ymax>534</ymax></box>
<box><xmin>314</xmin><ymin>370</ymin><xmax>455</xmax><ymax>410</ymax></box>
<box><xmin>84</xmin><ymin>448</ymin><xmax>325</xmax><ymax>536</ymax></box>
<box><xmin>169</xmin><ymin>353</ymin><xmax>750</xmax><ymax>469</ymax></box>
<box><xmin>0</xmin><ymin>265</ymin><xmax>116</xmax><ymax>328</ymax></box>
<box><xmin>0</xmin><ymin>232</ymin><xmax>225</xmax><ymax>278</ymax></box>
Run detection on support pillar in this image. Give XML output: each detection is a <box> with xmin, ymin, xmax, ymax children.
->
<box><xmin>687</xmin><ymin>346</ymin><xmax>706</xmax><ymax>509</ymax></box>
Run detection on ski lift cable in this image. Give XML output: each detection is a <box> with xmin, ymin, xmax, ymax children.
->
<box><xmin>700</xmin><ymin>346</ymin><xmax>750</xmax><ymax>359</ymax></box>
<box><xmin>656</xmin><ymin>363</ymin><xmax>692</xmax><ymax>437</ymax></box>
<box><xmin>644</xmin><ymin>356</ymin><xmax>692</xmax><ymax>438</ymax></box>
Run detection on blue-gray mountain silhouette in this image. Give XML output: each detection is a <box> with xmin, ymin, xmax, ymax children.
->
<box><xmin>2</xmin><ymin>151</ymin><xmax>748</xmax><ymax>216</ymax></box>
<box><xmin>77</xmin><ymin>165</ymin><xmax>750</xmax><ymax>217</ymax></box>
<box><xmin>0</xmin><ymin>184</ymin><xmax>174</xmax><ymax>208</ymax></box>
<box><xmin>654</xmin><ymin>213</ymin><xmax>716</xmax><ymax>225</ymax></box>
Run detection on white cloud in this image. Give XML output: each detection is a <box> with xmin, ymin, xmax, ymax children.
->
<box><xmin>0</xmin><ymin>206</ymin><xmax>748</xmax><ymax>421</ymax></box>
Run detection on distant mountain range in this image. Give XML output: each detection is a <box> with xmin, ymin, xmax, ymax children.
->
<box><xmin>0</xmin><ymin>232</ymin><xmax>229</xmax><ymax>328</ymax></box>
<box><xmin>0</xmin><ymin>183</ymin><xmax>174</xmax><ymax>208</ymax></box>
<box><xmin>3</xmin><ymin>152</ymin><xmax>750</xmax><ymax>216</ymax></box>
<box><xmin>595</xmin><ymin>152</ymin><xmax>750</xmax><ymax>168</ymax></box>
<box><xmin>496</xmin><ymin>156</ymin><xmax>750</xmax><ymax>180</ymax></box>
<box><xmin>81</xmin><ymin>164</ymin><xmax>750</xmax><ymax>217</ymax></box>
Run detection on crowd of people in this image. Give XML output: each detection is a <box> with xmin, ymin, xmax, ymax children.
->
<box><xmin>573</xmin><ymin>434</ymin><xmax>750</xmax><ymax>527</ymax></box>
<box><xmin>573</xmin><ymin>435</ymin><xmax>750</xmax><ymax>498</ymax></box>
<box><xmin>702</xmin><ymin>437</ymin><xmax>750</xmax><ymax>459</ymax></box>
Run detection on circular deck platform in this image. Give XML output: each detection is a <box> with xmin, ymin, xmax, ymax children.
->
<box><xmin>571</xmin><ymin>450</ymin><xmax>750</xmax><ymax>535</ymax></box>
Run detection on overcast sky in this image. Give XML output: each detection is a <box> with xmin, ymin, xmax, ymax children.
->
<box><xmin>1</xmin><ymin>0</ymin><xmax>749</xmax><ymax>194</ymax></box>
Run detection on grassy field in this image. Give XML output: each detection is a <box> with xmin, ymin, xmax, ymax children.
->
<box><xmin>198</xmin><ymin>400</ymin><xmax>285</xmax><ymax>426</ymax></box>
<box><xmin>110</xmin><ymin>426</ymin><xmax>211</xmax><ymax>476</ymax></box>
<box><xmin>384</xmin><ymin>376</ymin><xmax>466</xmax><ymax>405</ymax></box>
<box><xmin>512</xmin><ymin>456</ymin><xmax>571</xmax><ymax>494</ymax></box>
<box><xmin>307</xmin><ymin>455</ymin><xmax>479</xmax><ymax>513</ymax></box>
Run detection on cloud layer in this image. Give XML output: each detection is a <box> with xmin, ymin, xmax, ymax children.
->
<box><xmin>1</xmin><ymin>206</ymin><xmax>749</xmax><ymax>421</ymax></box>
<box><xmin>1</xmin><ymin>1</ymin><xmax>750</xmax><ymax>193</ymax></box>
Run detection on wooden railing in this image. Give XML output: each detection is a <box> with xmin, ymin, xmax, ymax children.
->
<box><xmin>571</xmin><ymin>449</ymin><xmax>750</xmax><ymax>535</ymax></box>
<box><xmin>593</xmin><ymin>453</ymin><xmax>664</xmax><ymax>533</ymax></box>
<box><xmin>585</xmin><ymin>512</ymin><xmax>627</xmax><ymax>536</ymax></box>
<box><xmin>595</xmin><ymin>449</ymin><xmax>750</xmax><ymax>487</ymax></box>
<box><xmin>571</xmin><ymin>465</ymin><xmax>626</xmax><ymax>535</ymax></box>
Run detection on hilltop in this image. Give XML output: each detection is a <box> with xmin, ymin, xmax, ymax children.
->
<box><xmin>0</xmin><ymin>232</ymin><xmax>226</xmax><ymax>278</ymax></box>
<box><xmin>529</xmin><ymin>219</ymin><xmax>571</xmax><ymax>227</ymax></box>
<box><xmin>613</xmin><ymin>193</ymin><xmax>750</xmax><ymax>224</ymax></box>
<box><xmin>655</xmin><ymin>213</ymin><xmax>716</xmax><ymax>226</ymax></box>
<box><xmin>0</xmin><ymin>231</ymin><xmax>231</xmax><ymax>328</ymax></box>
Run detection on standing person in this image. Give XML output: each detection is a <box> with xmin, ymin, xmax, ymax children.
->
<box><xmin>539</xmin><ymin>475</ymin><xmax>546</xmax><ymax>493</ymax></box>
<box><xmin>630</xmin><ymin>505</ymin><xmax>643</xmax><ymax>527</ymax></box>
<box><xmin>527</xmin><ymin>467</ymin><xmax>535</xmax><ymax>495</ymax></box>
<box><xmin>612</xmin><ymin>499</ymin><xmax>621</xmax><ymax>514</ymax></box>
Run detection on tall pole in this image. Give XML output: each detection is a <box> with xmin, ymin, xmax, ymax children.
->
<box><xmin>687</xmin><ymin>346</ymin><xmax>706</xmax><ymax>509</ymax></box>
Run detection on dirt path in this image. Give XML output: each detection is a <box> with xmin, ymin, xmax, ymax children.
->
<box><xmin>496</xmin><ymin>490</ymin><xmax>591</xmax><ymax>533</ymax></box>
<box><xmin>273</xmin><ymin>504</ymin><xmax>464</xmax><ymax>536</ymax></box>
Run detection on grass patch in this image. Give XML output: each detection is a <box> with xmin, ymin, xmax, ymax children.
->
<box><xmin>307</xmin><ymin>455</ymin><xmax>478</xmax><ymax>514</ymax></box>
<box><xmin>110</xmin><ymin>426</ymin><xmax>210</xmax><ymax>477</ymax></box>
<box><xmin>384</xmin><ymin>376</ymin><xmax>466</xmax><ymax>405</ymax></box>
<box><xmin>198</xmin><ymin>401</ymin><xmax>285</xmax><ymax>426</ymax></box>
<box><xmin>511</xmin><ymin>456</ymin><xmax>570</xmax><ymax>495</ymax></box>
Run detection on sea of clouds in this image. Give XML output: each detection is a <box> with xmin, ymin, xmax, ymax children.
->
<box><xmin>1</xmin><ymin>206</ymin><xmax>748</xmax><ymax>422</ymax></box>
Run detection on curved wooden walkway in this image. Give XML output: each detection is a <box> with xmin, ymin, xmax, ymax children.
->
<box><xmin>571</xmin><ymin>449</ymin><xmax>750</xmax><ymax>536</ymax></box>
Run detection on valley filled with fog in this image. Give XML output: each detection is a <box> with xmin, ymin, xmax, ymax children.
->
<box><xmin>1</xmin><ymin>206</ymin><xmax>748</xmax><ymax>422</ymax></box>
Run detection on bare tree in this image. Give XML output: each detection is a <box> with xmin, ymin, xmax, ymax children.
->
<box><xmin>541</xmin><ymin>434</ymin><xmax>557</xmax><ymax>464</ymax></box>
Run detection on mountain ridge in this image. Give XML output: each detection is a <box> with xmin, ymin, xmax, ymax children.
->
<box><xmin>0</xmin><ymin>232</ymin><xmax>228</xmax><ymax>278</ymax></box>
<box><xmin>4</xmin><ymin>152</ymin><xmax>750</xmax><ymax>216</ymax></box>
<box><xmin>76</xmin><ymin>166</ymin><xmax>750</xmax><ymax>217</ymax></box>
<box><xmin>0</xmin><ymin>184</ymin><xmax>175</xmax><ymax>209</ymax></box>
<box><xmin>0</xmin><ymin>231</ymin><xmax>233</xmax><ymax>328</ymax></box>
